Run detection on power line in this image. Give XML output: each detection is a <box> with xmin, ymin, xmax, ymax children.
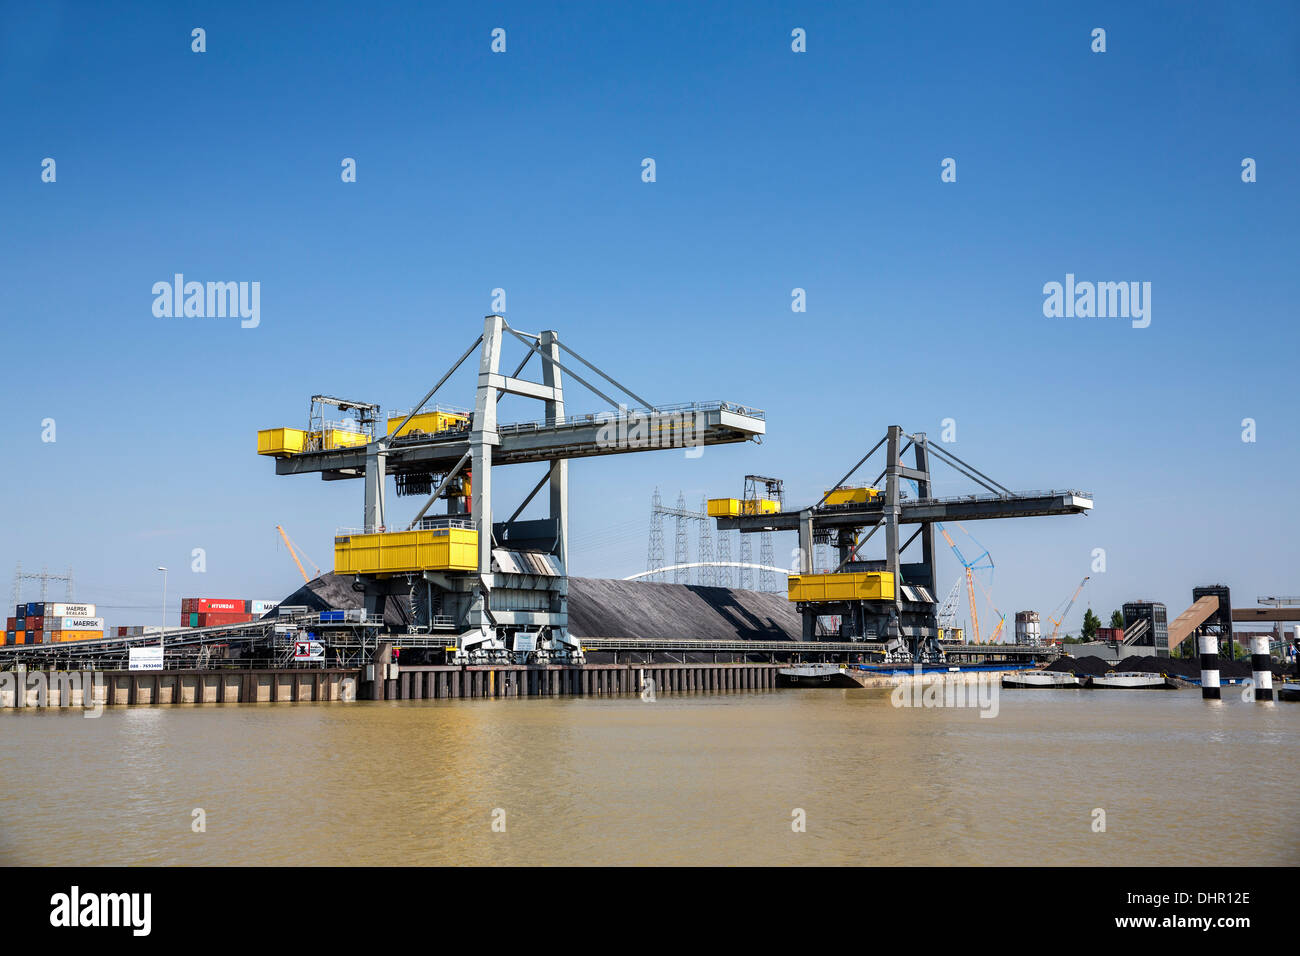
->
<box><xmin>673</xmin><ymin>493</ymin><xmax>690</xmax><ymax>584</ymax></box>
<box><xmin>643</xmin><ymin>490</ymin><xmax>779</xmax><ymax>592</ymax></box>
<box><xmin>646</xmin><ymin>488</ymin><xmax>665</xmax><ymax>582</ymax></box>
<box><xmin>698</xmin><ymin>496</ymin><xmax>715</xmax><ymax>586</ymax></box>
<box><xmin>12</xmin><ymin>562</ymin><xmax>74</xmax><ymax>605</ymax></box>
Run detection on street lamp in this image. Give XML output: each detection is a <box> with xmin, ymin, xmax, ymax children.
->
<box><xmin>156</xmin><ymin>567</ymin><xmax>168</xmax><ymax>647</ymax></box>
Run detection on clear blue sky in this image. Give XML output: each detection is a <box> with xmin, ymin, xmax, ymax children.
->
<box><xmin>3</xmin><ymin>1</ymin><xmax>1297</xmax><ymax>634</ymax></box>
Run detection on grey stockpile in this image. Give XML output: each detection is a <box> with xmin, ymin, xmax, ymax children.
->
<box><xmin>271</xmin><ymin>573</ymin><xmax>799</xmax><ymax>641</ymax></box>
<box><xmin>270</xmin><ymin>573</ymin><xmax>413</xmax><ymax>628</ymax></box>
<box><xmin>566</xmin><ymin>577</ymin><xmax>800</xmax><ymax>641</ymax></box>
<box><xmin>1044</xmin><ymin>654</ymin><xmax>1289</xmax><ymax>679</ymax></box>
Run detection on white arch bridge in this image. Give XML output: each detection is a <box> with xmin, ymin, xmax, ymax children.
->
<box><xmin>624</xmin><ymin>561</ymin><xmax>791</xmax><ymax>582</ymax></box>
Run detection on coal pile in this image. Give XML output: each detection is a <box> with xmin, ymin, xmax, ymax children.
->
<box><xmin>1114</xmin><ymin>655</ymin><xmax>1192</xmax><ymax>677</ymax></box>
<box><xmin>1046</xmin><ymin>653</ymin><xmax>1273</xmax><ymax>679</ymax></box>
<box><xmin>272</xmin><ymin>573</ymin><xmax>412</xmax><ymax>627</ymax></box>
<box><xmin>1045</xmin><ymin>655</ymin><xmax>1111</xmax><ymax>676</ymax></box>
<box><xmin>1115</xmin><ymin>655</ymin><xmax>1257</xmax><ymax>679</ymax></box>
<box><xmin>567</xmin><ymin>578</ymin><xmax>800</xmax><ymax>642</ymax></box>
<box><xmin>270</xmin><ymin>573</ymin><xmax>800</xmax><ymax>644</ymax></box>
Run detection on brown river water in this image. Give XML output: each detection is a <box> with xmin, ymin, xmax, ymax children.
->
<box><xmin>1</xmin><ymin>688</ymin><xmax>1296</xmax><ymax>866</ymax></box>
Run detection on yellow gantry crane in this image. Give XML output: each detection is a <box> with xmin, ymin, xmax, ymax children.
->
<box><xmin>276</xmin><ymin>525</ymin><xmax>322</xmax><ymax>583</ymax></box>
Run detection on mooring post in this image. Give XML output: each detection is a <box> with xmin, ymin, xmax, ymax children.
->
<box><xmin>1199</xmin><ymin>634</ymin><xmax>1220</xmax><ymax>700</ymax></box>
<box><xmin>1250</xmin><ymin>635</ymin><xmax>1273</xmax><ymax>702</ymax></box>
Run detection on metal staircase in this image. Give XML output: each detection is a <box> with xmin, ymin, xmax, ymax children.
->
<box><xmin>1120</xmin><ymin>617</ymin><xmax>1150</xmax><ymax>646</ymax></box>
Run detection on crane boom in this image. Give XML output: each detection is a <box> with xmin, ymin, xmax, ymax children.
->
<box><xmin>965</xmin><ymin>567</ymin><xmax>980</xmax><ymax>644</ymax></box>
<box><xmin>937</xmin><ymin>579</ymin><xmax>962</xmax><ymax>630</ymax></box>
<box><xmin>1049</xmin><ymin>575</ymin><xmax>1090</xmax><ymax>640</ymax></box>
<box><xmin>276</xmin><ymin>525</ymin><xmax>320</xmax><ymax>583</ymax></box>
<box><xmin>974</xmin><ymin>573</ymin><xmax>1006</xmax><ymax>644</ymax></box>
<box><xmin>989</xmin><ymin>617</ymin><xmax>1006</xmax><ymax>643</ymax></box>
<box><xmin>941</xmin><ymin>524</ymin><xmax>988</xmax><ymax>644</ymax></box>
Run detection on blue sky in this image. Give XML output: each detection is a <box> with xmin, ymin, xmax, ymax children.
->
<box><xmin>2</xmin><ymin>1</ymin><xmax>1297</xmax><ymax>634</ymax></box>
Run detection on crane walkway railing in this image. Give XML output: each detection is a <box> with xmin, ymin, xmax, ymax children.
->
<box><xmin>494</xmin><ymin>400</ymin><xmax>766</xmax><ymax>435</ymax></box>
<box><xmin>382</xmin><ymin>401</ymin><xmax>767</xmax><ymax>448</ymax></box>
<box><xmin>577</xmin><ymin>637</ymin><xmax>884</xmax><ymax>653</ymax></box>
<box><xmin>817</xmin><ymin>489</ymin><xmax>1092</xmax><ymax>513</ymax></box>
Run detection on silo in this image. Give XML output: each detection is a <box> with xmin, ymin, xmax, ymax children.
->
<box><xmin>1014</xmin><ymin>611</ymin><xmax>1041</xmax><ymax>646</ymax></box>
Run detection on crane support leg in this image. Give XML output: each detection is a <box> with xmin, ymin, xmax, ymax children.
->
<box><xmin>364</xmin><ymin>448</ymin><xmax>386</xmax><ymax>531</ymax></box>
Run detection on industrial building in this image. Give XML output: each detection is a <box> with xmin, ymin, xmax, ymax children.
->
<box><xmin>1122</xmin><ymin>601</ymin><xmax>1170</xmax><ymax>658</ymax></box>
<box><xmin>1188</xmin><ymin>584</ymin><xmax>1234</xmax><ymax>657</ymax></box>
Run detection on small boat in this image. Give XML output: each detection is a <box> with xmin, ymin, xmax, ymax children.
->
<box><xmin>1088</xmin><ymin>671</ymin><xmax>1173</xmax><ymax>689</ymax></box>
<box><xmin>1277</xmin><ymin>683</ymin><xmax>1300</xmax><ymax>703</ymax></box>
<box><xmin>1002</xmin><ymin>670</ymin><xmax>1082</xmax><ymax>689</ymax></box>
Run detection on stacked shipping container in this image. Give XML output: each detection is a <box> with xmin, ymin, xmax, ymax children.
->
<box><xmin>179</xmin><ymin>598</ymin><xmax>279</xmax><ymax>628</ymax></box>
<box><xmin>113</xmin><ymin>626</ymin><xmax>165</xmax><ymax>637</ymax></box>
<box><xmin>4</xmin><ymin>597</ymin><xmax>281</xmax><ymax>644</ymax></box>
<box><xmin>5</xmin><ymin>603</ymin><xmax>102</xmax><ymax>644</ymax></box>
